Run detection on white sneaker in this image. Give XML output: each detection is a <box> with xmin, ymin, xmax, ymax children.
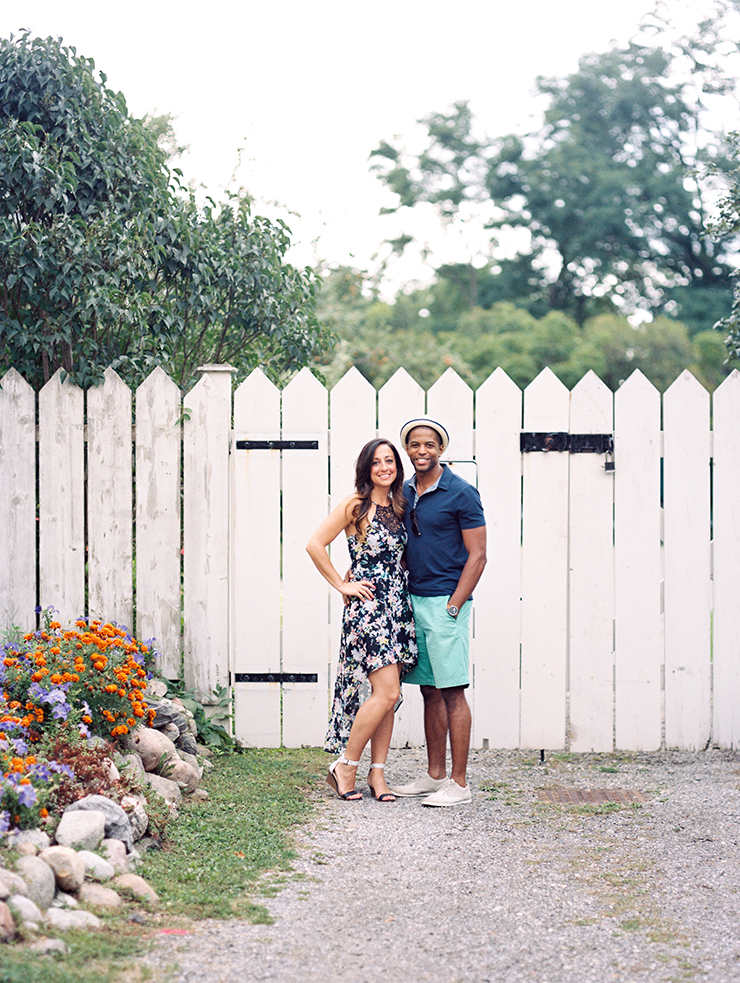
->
<box><xmin>387</xmin><ymin>773</ymin><xmax>448</xmax><ymax>796</ymax></box>
<box><xmin>421</xmin><ymin>779</ymin><xmax>472</xmax><ymax>807</ymax></box>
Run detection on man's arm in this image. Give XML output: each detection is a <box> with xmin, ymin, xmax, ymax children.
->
<box><xmin>448</xmin><ymin>525</ymin><xmax>487</xmax><ymax>612</ymax></box>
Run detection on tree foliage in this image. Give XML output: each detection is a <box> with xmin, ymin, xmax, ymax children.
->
<box><xmin>370</xmin><ymin>8</ymin><xmax>738</xmax><ymax>329</ymax></box>
<box><xmin>0</xmin><ymin>32</ymin><xmax>328</xmax><ymax>390</ymax></box>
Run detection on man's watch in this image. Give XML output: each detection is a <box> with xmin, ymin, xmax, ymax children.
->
<box><xmin>447</xmin><ymin>604</ymin><xmax>459</xmax><ymax>618</ymax></box>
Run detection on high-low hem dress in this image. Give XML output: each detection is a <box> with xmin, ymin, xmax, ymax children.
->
<box><xmin>324</xmin><ymin>502</ymin><xmax>418</xmax><ymax>754</ymax></box>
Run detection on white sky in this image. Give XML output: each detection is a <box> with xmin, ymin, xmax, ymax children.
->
<box><xmin>0</xmin><ymin>0</ymin><xmax>722</xmax><ymax>292</ymax></box>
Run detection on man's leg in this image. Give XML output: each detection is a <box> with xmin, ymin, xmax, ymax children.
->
<box><xmin>440</xmin><ymin>686</ymin><xmax>471</xmax><ymax>787</ymax></box>
<box><xmin>421</xmin><ymin>684</ymin><xmax>448</xmax><ymax>780</ymax></box>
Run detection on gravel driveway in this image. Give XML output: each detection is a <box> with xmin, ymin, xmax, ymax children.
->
<box><xmin>143</xmin><ymin>746</ymin><xmax>740</xmax><ymax>983</ymax></box>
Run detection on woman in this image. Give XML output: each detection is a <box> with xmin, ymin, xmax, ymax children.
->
<box><xmin>306</xmin><ymin>438</ymin><xmax>417</xmax><ymax>802</ymax></box>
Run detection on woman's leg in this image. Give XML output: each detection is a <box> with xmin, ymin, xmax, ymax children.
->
<box><xmin>334</xmin><ymin>664</ymin><xmax>400</xmax><ymax>792</ymax></box>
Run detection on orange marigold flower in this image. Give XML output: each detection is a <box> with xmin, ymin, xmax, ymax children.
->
<box><xmin>82</xmin><ymin>715</ymin><xmax>92</xmax><ymax>724</ymax></box>
<box><xmin>50</xmin><ymin>674</ymin><xmax>63</xmax><ymax>685</ymax></box>
<box><xmin>49</xmin><ymin>621</ymin><xmax>61</xmax><ymax>630</ymax></box>
<box><xmin>23</xmin><ymin>633</ymin><xmax>33</xmax><ymax>641</ymax></box>
<box><xmin>39</xmin><ymin>808</ymin><xmax>49</xmax><ymax>818</ymax></box>
<box><xmin>105</xmin><ymin>684</ymin><xmax>119</xmax><ymax>693</ymax></box>
<box><xmin>118</xmin><ymin>689</ymin><xmax>126</xmax><ymax>698</ymax></box>
<box><xmin>2</xmin><ymin>658</ymin><xmax>16</xmax><ymax>667</ymax></box>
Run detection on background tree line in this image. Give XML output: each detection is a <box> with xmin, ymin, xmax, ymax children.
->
<box><xmin>314</xmin><ymin>0</ymin><xmax>740</xmax><ymax>392</ymax></box>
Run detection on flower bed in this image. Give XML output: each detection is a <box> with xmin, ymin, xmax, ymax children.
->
<box><xmin>1</xmin><ymin>611</ymin><xmax>157</xmax><ymax>832</ymax></box>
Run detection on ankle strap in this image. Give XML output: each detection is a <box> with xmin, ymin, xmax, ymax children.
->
<box><xmin>369</xmin><ymin>762</ymin><xmax>385</xmax><ymax>770</ymax></box>
<box><xmin>338</xmin><ymin>754</ymin><xmax>360</xmax><ymax>767</ymax></box>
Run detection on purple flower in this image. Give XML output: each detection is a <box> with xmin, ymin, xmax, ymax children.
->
<box><xmin>49</xmin><ymin>761</ymin><xmax>74</xmax><ymax>779</ymax></box>
<box><xmin>28</xmin><ymin>763</ymin><xmax>51</xmax><ymax>782</ymax></box>
<box><xmin>17</xmin><ymin>784</ymin><xmax>37</xmax><ymax>808</ymax></box>
<box><xmin>0</xmin><ymin>811</ymin><xmax>9</xmax><ymax>834</ymax></box>
<box><xmin>51</xmin><ymin>702</ymin><xmax>70</xmax><ymax>721</ymax></box>
<box><xmin>77</xmin><ymin>721</ymin><xmax>91</xmax><ymax>739</ymax></box>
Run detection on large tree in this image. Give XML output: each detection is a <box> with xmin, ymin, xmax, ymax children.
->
<box><xmin>370</xmin><ymin>8</ymin><xmax>737</xmax><ymax>328</ymax></box>
<box><xmin>0</xmin><ymin>32</ymin><xmax>327</xmax><ymax>389</ymax></box>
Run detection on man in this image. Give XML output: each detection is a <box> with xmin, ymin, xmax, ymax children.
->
<box><xmin>390</xmin><ymin>418</ymin><xmax>487</xmax><ymax>807</ymax></box>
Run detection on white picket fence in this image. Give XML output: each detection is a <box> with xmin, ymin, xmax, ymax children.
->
<box><xmin>2</xmin><ymin>363</ymin><xmax>739</xmax><ymax>753</ymax></box>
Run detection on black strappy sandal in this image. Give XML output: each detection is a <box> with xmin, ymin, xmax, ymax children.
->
<box><xmin>367</xmin><ymin>763</ymin><xmax>395</xmax><ymax>803</ymax></box>
<box><xmin>327</xmin><ymin>755</ymin><xmax>362</xmax><ymax>800</ymax></box>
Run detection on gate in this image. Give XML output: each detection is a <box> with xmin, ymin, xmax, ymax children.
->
<box><xmin>230</xmin><ymin>364</ymin><xmax>740</xmax><ymax>753</ymax></box>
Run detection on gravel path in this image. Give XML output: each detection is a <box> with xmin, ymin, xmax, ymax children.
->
<box><xmin>142</xmin><ymin>747</ymin><xmax>740</xmax><ymax>983</ymax></box>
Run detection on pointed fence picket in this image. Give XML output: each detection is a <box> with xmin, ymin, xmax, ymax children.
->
<box><xmin>713</xmin><ymin>371</ymin><xmax>740</xmax><ymax>748</ymax></box>
<box><xmin>135</xmin><ymin>368</ymin><xmax>182</xmax><ymax>678</ymax></box>
<box><xmin>1</xmin><ymin>362</ymin><xmax>737</xmax><ymax>752</ymax></box>
<box><xmin>0</xmin><ymin>369</ymin><xmax>35</xmax><ymax>629</ymax></box>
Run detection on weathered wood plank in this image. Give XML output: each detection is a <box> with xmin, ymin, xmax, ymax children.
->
<box><xmin>0</xmin><ymin>369</ymin><xmax>36</xmax><ymax>628</ymax></box>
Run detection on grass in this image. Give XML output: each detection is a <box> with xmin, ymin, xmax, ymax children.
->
<box><xmin>1</xmin><ymin>748</ymin><xmax>326</xmax><ymax>983</ymax></box>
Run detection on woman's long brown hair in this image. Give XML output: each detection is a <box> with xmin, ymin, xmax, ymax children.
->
<box><xmin>351</xmin><ymin>438</ymin><xmax>406</xmax><ymax>540</ymax></box>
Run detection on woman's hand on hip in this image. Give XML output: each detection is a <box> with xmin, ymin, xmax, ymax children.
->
<box><xmin>340</xmin><ymin>578</ymin><xmax>375</xmax><ymax>601</ymax></box>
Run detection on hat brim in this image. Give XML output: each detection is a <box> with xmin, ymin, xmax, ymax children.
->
<box><xmin>399</xmin><ymin>418</ymin><xmax>450</xmax><ymax>454</ymax></box>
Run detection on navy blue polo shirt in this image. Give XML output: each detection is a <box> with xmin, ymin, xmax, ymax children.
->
<box><xmin>403</xmin><ymin>464</ymin><xmax>486</xmax><ymax>597</ymax></box>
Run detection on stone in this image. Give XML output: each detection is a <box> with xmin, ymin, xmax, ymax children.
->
<box><xmin>129</xmin><ymin>726</ymin><xmax>179</xmax><ymax>773</ymax></box>
<box><xmin>45</xmin><ymin>907</ymin><xmax>101</xmax><ymax>930</ymax></box>
<box><xmin>15</xmin><ymin>841</ymin><xmax>38</xmax><ymax>857</ymax></box>
<box><xmin>51</xmin><ymin>891</ymin><xmax>78</xmax><ymax>908</ymax></box>
<box><xmin>38</xmin><ymin>846</ymin><xmax>86</xmax><ymax>893</ymax></box>
<box><xmin>8</xmin><ymin>894</ymin><xmax>43</xmax><ymax>925</ymax></box>
<box><xmin>121</xmin><ymin>794</ymin><xmax>149</xmax><ymax>841</ymax></box>
<box><xmin>178</xmin><ymin>750</ymin><xmax>204</xmax><ymax>777</ymax></box>
<box><xmin>78</xmin><ymin>882</ymin><xmax>123</xmax><ymax>909</ymax></box>
<box><xmin>111</xmin><ymin>873</ymin><xmax>159</xmax><ymax>904</ymax></box>
<box><xmin>145</xmin><ymin>679</ymin><xmax>168</xmax><ymax>700</ymax></box>
<box><xmin>0</xmin><ymin>900</ymin><xmax>15</xmax><ymax>941</ymax></box>
<box><xmin>107</xmin><ymin>759</ymin><xmax>121</xmax><ymax>783</ymax></box>
<box><xmin>189</xmin><ymin>788</ymin><xmax>210</xmax><ymax>801</ymax></box>
<box><xmin>65</xmin><ymin>795</ymin><xmax>134</xmax><ymax>852</ymax></box>
<box><xmin>143</xmin><ymin>772</ymin><xmax>182</xmax><ymax>806</ymax></box>
<box><xmin>116</xmin><ymin>752</ymin><xmax>145</xmax><ymax>778</ymax></box>
<box><xmin>28</xmin><ymin>936</ymin><xmax>69</xmax><ymax>955</ymax></box>
<box><xmin>167</xmin><ymin>758</ymin><xmax>200</xmax><ymax>793</ymax></box>
<box><xmin>0</xmin><ymin>869</ymin><xmax>28</xmax><ymax>897</ymax></box>
<box><xmin>8</xmin><ymin>829</ymin><xmax>51</xmax><ymax>852</ymax></box>
<box><xmin>77</xmin><ymin>850</ymin><xmax>116</xmax><ymax>882</ymax></box>
<box><xmin>174</xmin><ymin>730</ymin><xmax>199</xmax><ymax>756</ymax></box>
<box><xmin>160</xmin><ymin>722</ymin><xmax>181</xmax><ymax>742</ymax></box>
<box><xmin>14</xmin><ymin>855</ymin><xmax>55</xmax><ymax>910</ymax></box>
<box><xmin>54</xmin><ymin>809</ymin><xmax>105</xmax><ymax>851</ymax></box>
<box><xmin>101</xmin><ymin>838</ymin><xmax>128</xmax><ymax>872</ymax></box>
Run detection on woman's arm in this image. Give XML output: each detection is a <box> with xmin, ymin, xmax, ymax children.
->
<box><xmin>306</xmin><ymin>495</ymin><xmax>375</xmax><ymax>600</ymax></box>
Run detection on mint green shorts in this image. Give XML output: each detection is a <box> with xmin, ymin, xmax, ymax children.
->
<box><xmin>402</xmin><ymin>595</ymin><xmax>471</xmax><ymax>690</ymax></box>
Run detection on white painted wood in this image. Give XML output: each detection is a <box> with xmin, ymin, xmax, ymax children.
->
<box><xmin>38</xmin><ymin>370</ymin><xmax>85</xmax><ymax>623</ymax></box>
<box><xmin>713</xmin><ymin>371</ymin><xmax>740</xmax><ymax>747</ymax></box>
<box><xmin>232</xmin><ymin>369</ymin><xmax>282</xmax><ymax>747</ymax></box>
<box><xmin>520</xmin><ymin>369</ymin><xmax>570</xmax><ymax>749</ymax></box>
<box><xmin>135</xmin><ymin>368</ymin><xmax>182</xmax><ymax>678</ymax></box>
<box><xmin>614</xmin><ymin>370</ymin><xmax>663</xmax><ymax>750</ymax></box>
<box><xmin>327</xmin><ymin>370</ymin><xmax>377</xmax><ymax>702</ymax></box>
<box><xmin>427</xmin><ymin>367</ymin><xmax>476</xmax><ymax>484</ymax></box>
<box><xmin>378</xmin><ymin>368</ymin><xmax>425</xmax><ymax>455</ymax></box>
<box><xmin>281</xmin><ymin>369</ymin><xmax>329</xmax><ymax>747</ymax></box>
<box><xmin>87</xmin><ymin>368</ymin><xmax>133</xmax><ymax>628</ymax></box>
<box><xmin>0</xmin><ymin>370</ymin><xmax>36</xmax><ymax>629</ymax></box>
<box><xmin>568</xmin><ymin>371</ymin><xmax>615</xmax><ymax>752</ymax></box>
<box><xmin>378</xmin><ymin>368</ymin><xmax>426</xmax><ymax>748</ymax></box>
<box><xmin>663</xmin><ymin>371</ymin><xmax>711</xmax><ymax>749</ymax></box>
<box><xmin>474</xmin><ymin>368</ymin><xmax>522</xmax><ymax>748</ymax></box>
<box><xmin>183</xmin><ymin>366</ymin><xmax>234</xmax><ymax>701</ymax></box>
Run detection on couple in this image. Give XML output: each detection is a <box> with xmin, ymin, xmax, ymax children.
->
<box><xmin>306</xmin><ymin>418</ymin><xmax>487</xmax><ymax>807</ymax></box>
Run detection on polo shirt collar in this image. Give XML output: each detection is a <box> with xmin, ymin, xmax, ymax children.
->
<box><xmin>408</xmin><ymin>463</ymin><xmax>451</xmax><ymax>502</ymax></box>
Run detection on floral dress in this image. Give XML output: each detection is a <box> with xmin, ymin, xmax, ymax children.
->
<box><xmin>324</xmin><ymin>502</ymin><xmax>418</xmax><ymax>753</ymax></box>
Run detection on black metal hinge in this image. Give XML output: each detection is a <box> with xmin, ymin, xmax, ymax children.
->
<box><xmin>520</xmin><ymin>432</ymin><xmax>614</xmax><ymax>471</ymax></box>
<box><xmin>235</xmin><ymin>440</ymin><xmax>319</xmax><ymax>450</ymax></box>
<box><xmin>233</xmin><ymin>672</ymin><xmax>318</xmax><ymax>683</ymax></box>
<box><xmin>520</xmin><ymin>432</ymin><xmax>613</xmax><ymax>454</ymax></box>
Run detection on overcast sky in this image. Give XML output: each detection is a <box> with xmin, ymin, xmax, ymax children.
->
<box><xmin>1</xmin><ymin>0</ymin><xmax>718</xmax><ymax>291</ymax></box>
